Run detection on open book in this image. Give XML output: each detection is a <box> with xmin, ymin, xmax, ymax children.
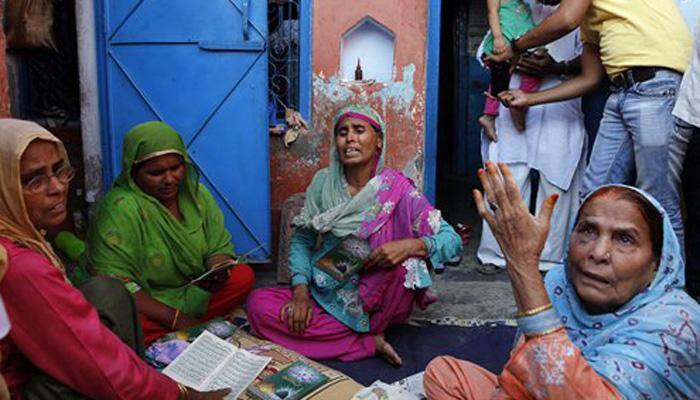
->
<box><xmin>351</xmin><ymin>372</ymin><xmax>426</xmax><ymax>400</ymax></box>
<box><xmin>315</xmin><ymin>235</ymin><xmax>372</xmax><ymax>281</ymax></box>
<box><xmin>189</xmin><ymin>260</ymin><xmax>241</xmax><ymax>286</ymax></box>
<box><xmin>391</xmin><ymin>372</ymin><xmax>426</xmax><ymax>399</ymax></box>
<box><xmin>163</xmin><ymin>330</ymin><xmax>271</xmax><ymax>399</ymax></box>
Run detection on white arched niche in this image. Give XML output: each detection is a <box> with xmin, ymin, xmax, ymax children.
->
<box><xmin>340</xmin><ymin>17</ymin><xmax>395</xmax><ymax>82</ymax></box>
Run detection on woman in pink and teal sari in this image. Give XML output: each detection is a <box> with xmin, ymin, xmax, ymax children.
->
<box><xmin>247</xmin><ymin>105</ymin><xmax>462</xmax><ymax>364</ymax></box>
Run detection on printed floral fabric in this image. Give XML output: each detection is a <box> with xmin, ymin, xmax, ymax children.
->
<box><xmin>288</xmin><ymin>169</ymin><xmax>461</xmax><ymax>332</ymax></box>
<box><xmin>425</xmin><ymin>185</ymin><xmax>698</xmax><ymax>399</ymax></box>
<box><xmin>358</xmin><ymin>169</ymin><xmax>441</xmax><ymax>291</ymax></box>
<box><xmin>543</xmin><ymin>185</ymin><xmax>700</xmax><ymax>398</ymax></box>
<box><xmin>291</xmin><ymin>104</ymin><xmax>388</xmax><ymax>238</ymax></box>
<box><xmin>498</xmin><ymin>331</ymin><xmax>621</xmax><ymax>399</ymax></box>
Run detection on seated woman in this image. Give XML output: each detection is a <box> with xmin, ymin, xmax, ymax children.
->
<box><xmin>87</xmin><ymin>121</ymin><xmax>254</xmax><ymax>345</ymax></box>
<box><xmin>246</xmin><ymin>105</ymin><xmax>462</xmax><ymax>365</ymax></box>
<box><xmin>424</xmin><ymin>162</ymin><xmax>700</xmax><ymax>398</ymax></box>
<box><xmin>0</xmin><ymin>119</ymin><xmax>227</xmax><ymax>399</ymax></box>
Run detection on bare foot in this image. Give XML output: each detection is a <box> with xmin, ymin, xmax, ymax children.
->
<box><xmin>478</xmin><ymin>114</ymin><xmax>498</xmax><ymax>142</ymax></box>
<box><xmin>374</xmin><ymin>334</ymin><xmax>402</xmax><ymax>366</ymax></box>
<box><xmin>509</xmin><ymin>108</ymin><xmax>527</xmax><ymax>131</ymax></box>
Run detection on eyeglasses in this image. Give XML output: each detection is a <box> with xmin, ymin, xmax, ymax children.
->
<box><xmin>22</xmin><ymin>165</ymin><xmax>76</xmax><ymax>193</ymax></box>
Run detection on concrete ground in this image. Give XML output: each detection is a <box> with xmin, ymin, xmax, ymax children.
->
<box><xmin>410</xmin><ymin>211</ymin><xmax>516</xmax><ymax>322</ymax></box>
<box><xmin>411</xmin><ymin>173</ymin><xmax>517</xmax><ymax>322</ymax></box>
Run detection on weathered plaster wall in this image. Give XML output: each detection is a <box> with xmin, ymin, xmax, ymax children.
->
<box><xmin>269</xmin><ymin>0</ymin><xmax>428</xmax><ymax>259</ymax></box>
<box><xmin>76</xmin><ymin>0</ymin><xmax>104</xmax><ymax>204</ymax></box>
<box><xmin>0</xmin><ymin>6</ymin><xmax>11</xmax><ymax>118</ymax></box>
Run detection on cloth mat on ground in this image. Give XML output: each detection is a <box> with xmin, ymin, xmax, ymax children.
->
<box><xmin>145</xmin><ymin>310</ymin><xmax>363</xmax><ymax>399</ymax></box>
<box><xmin>321</xmin><ymin>322</ymin><xmax>517</xmax><ymax>386</ymax></box>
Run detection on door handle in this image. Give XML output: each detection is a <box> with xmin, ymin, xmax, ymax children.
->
<box><xmin>198</xmin><ymin>41</ymin><xmax>265</xmax><ymax>51</ymax></box>
<box><xmin>242</xmin><ymin>0</ymin><xmax>250</xmax><ymax>40</ymax></box>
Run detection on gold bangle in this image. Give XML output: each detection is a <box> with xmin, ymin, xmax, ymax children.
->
<box><xmin>171</xmin><ymin>309</ymin><xmax>181</xmax><ymax>331</ymax></box>
<box><xmin>515</xmin><ymin>303</ymin><xmax>553</xmax><ymax>318</ymax></box>
<box><xmin>177</xmin><ymin>383</ymin><xmax>189</xmax><ymax>400</ymax></box>
<box><xmin>524</xmin><ymin>325</ymin><xmax>565</xmax><ymax>340</ymax></box>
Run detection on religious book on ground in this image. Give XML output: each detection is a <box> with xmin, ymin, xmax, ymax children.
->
<box><xmin>146</xmin><ymin>318</ymin><xmax>238</xmax><ymax>370</ymax></box>
<box><xmin>162</xmin><ymin>330</ymin><xmax>271</xmax><ymax>399</ymax></box>
<box><xmin>391</xmin><ymin>372</ymin><xmax>426</xmax><ymax>399</ymax></box>
<box><xmin>247</xmin><ymin>360</ymin><xmax>329</xmax><ymax>400</ymax></box>
<box><xmin>315</xmin><ymin>235</ymin><xmax>372</xmax><ymax>281</ymax></box>
<box><xmin>351</xmin><ymin>380</ymin><xmax>422</xmax><ymax>400</ymax></box>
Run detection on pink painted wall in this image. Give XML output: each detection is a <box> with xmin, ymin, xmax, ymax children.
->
<box><xmin>269</xmin><ymin>0</ymin><xmax>429</xmax><ymax>259</ymax></box>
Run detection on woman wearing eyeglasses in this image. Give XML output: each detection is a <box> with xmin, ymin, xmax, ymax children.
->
<box><xmin>0</xmin><ymin>119</ymin><xmax>228</xmax><ymax>399</ymax></box>
<box><xmin>86</xmin><ymin>121</ymin><xmax>255</xmax><ymax>346</ymax></box>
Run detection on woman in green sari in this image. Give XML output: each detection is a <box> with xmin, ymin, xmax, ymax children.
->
<box><xmin>87</xmin><ymin>121</ymin><xmax>254</xmax><ymax>344</ymax></box>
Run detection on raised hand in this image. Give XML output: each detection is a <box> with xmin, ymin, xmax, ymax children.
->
<box><xmin>473</xmin><ymin>162</ymin><xmax>558</xmax><ymax>278</ymax></box>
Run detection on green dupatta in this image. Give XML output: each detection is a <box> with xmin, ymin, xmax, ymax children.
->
<box><xmin>86</xmin><ymin>121</ymin><xmax>234</xmax><ymax>317</ymax></box>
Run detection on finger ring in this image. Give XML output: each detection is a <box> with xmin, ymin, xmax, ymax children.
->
<box><xmin>489</xmin><ymin>201</ymin><xmax>499</xmax><ymax>212</ymax></box>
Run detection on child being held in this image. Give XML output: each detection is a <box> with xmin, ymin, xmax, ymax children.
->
<box><xmin>479</xmin><ymin>0</ymin><xmax>541</xmax><ymax>140</ymax></box>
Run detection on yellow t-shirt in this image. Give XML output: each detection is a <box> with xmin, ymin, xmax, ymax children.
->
<box><xmin>581</xmin><ymin>0</ymin><xmax>692</xmax><ymax>76</ymax></box>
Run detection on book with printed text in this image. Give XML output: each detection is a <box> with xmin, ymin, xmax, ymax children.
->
<box><xmin>247</xmin><ymin>361</ymin><xmax>329</xmax><ymax>400</ymax></box>
<box><xmin>162</xmin><ymin>330</ymin><xmax>271</xmax><ymax>399</ymax></box>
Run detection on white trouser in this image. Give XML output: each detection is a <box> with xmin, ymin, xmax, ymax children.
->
<box><xmin>477</xmin><ymin>160</ymin><xmax>583</xmax><ymax>271</ymax></box>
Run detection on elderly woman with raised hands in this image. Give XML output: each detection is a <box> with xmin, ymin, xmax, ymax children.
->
<box><xmin>0</xmin><ymin>119</ymin><xmax>228</xmax><ymax>399</ymax></box>
<box><xmin>87</xmin><ymin>121</ymin><xmax>255</xmax><ymax>345</ymax></box>
<box><xmin>424</xmin><ymin>162</ymin><xmax>700</xmax><ymax>399</ymax></box>
<box><xmin>246</xmin><ymin>105</ymin><xmax>462</xmax><ymax>365</ymax></box>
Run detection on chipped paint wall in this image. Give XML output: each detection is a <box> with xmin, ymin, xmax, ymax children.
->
<box><xmin>0</xmin><ymin>5</ymin><xmax>11</xmax><ymax>118</ymax></box>
<box><xmin>269</xmin><ymin>0</ymin><xmax>429</xmax><ymax>258</ymax></box>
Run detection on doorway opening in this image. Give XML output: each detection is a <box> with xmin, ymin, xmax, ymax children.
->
<box><xmin>435</xmin><ymin>1</ymin><xmax>488</xmax><ymax>228</ymax></box>
<box><xmin>6</xmin><ymin>0</ymin><xmax>85</xmax><ymax>236</ymax></box>
<box><xmin>433</xmin><ymin>0</ymin><xmax>608</xmax><ymax>272</ymax></box>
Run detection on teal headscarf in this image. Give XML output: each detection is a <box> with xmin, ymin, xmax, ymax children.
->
<box><xmin>293</xmin><ymin>105</ymin><xmax>387</xmax><ymax>237</ymax></box>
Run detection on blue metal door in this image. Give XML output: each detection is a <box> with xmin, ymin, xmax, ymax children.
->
<box><xmin>96</xmin><ymin>0</ymin><xmax>271</xmax><ymax>260</ymax></box>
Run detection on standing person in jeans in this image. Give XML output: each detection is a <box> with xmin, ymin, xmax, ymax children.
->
<box><xmin>495</xmin><ymin>0</ymin><xmax>692</xmax><ymax>249</ymax></box>
<box><xmin>670</xmin><ymin>16</ymin><xmax>700</xmax><ymax>298</ymax></box>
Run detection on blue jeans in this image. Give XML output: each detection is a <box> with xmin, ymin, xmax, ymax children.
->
<box><xmin>582</xmin><ymin>70</ymin><xmax>684</xmax><ymax>249</ymax></box>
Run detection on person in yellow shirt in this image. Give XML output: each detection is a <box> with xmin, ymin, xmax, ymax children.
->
<box><xmin>494</xmin><ymin>0</ymin><xmax>692</xmax><ymax>252</ymax></box>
